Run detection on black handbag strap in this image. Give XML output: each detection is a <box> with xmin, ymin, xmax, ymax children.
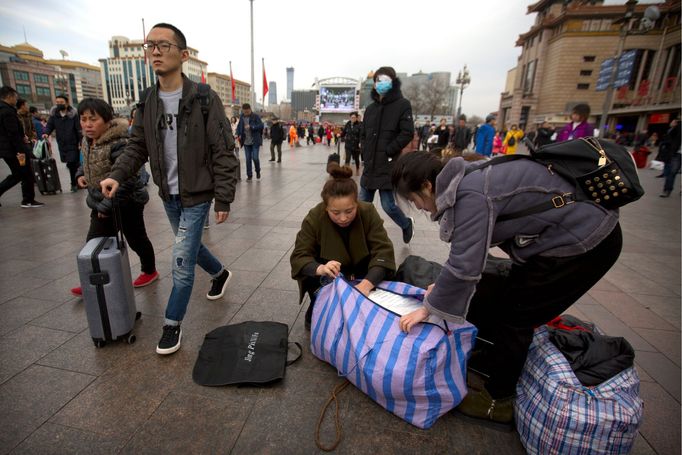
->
<box><xmin>286</xmin><ymin>342</ymin><xmax>303</xmax><ymax>366</ymax></box>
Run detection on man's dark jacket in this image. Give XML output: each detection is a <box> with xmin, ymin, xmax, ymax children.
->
<box><xmin>0</xmin><ymin>101</ymin><xmax>26</xmax><ymax>159</ymax></box>
<box><xmin>343</xmin><ymin>120</ymin><xmax>362</xmax><ymax>152</ymax></box>
<box><xmin>270</xmin><ymin>122</ymin><xmax>285</xmax><ymax>144</ymax></box>
<box><xmin>236</xmin><ymin>113</ymin><xmax>264</xmax><ymax>147</ymax></box>
<box><xmin>110</xmin><ymin>75</ymin><xmax>238</xmax><ymax>212</ymax></box>
<box><xmin>535</xmin><ymin>127</ymin><xmax>554</xmax><ymax>148</ymax></box>
<box><xmin>360</xmin><ymin>79</ymin><xmax>414</xmax><ymax>190</ymax></box>
<box><xmin>451</xmin><ymin>126</ymin><xmax>472</xmax><ymax>149</ymax></box>
<box><xmin>44</xmin><ymin>105</ymin><xmax>82</xmax><ymax>163</ymax></box>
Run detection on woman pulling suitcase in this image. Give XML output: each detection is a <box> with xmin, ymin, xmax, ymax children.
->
<box><xmin>71</xmin><ymin>98</ymin><xmax>158</xmax><ymax>296</ymax></box>
<box><xmin>391</xmin><ymin>151</ymin><xmax>622</xmax><ymax>427</ymax></box>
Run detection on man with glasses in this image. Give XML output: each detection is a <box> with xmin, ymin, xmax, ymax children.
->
<box><xmin>100</xmin><ymin>23</ymin><xmax>239</xmax><ymax>355</ymax></box>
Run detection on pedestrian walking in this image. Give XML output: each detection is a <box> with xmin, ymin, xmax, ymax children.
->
<box><xmin>659</xmin><ymin>119</ymin><xmax>681</xmax><ymax>198</ymax></box>
<box><xmin>43</xmin><ymin>94</ymin><xmax>82</xmax><ymax>192</ymax></box>
<box><xmin>556</xmin><ymin>103</ymin><xmax>594</xmax><ymax>142</ymax></box>
<box><xmin>475</xmin><ymin>115</ymin><xmax>496</xmax><ymax>157</ymax></box>
<box><xmin>450</xmin><ymin>115</ymin><xmax>472</xmax><ymax>153</ymax></box>
<box><xmin>236</xmin><ymin>103</ymin><xmax>264</xmax><ymax>180</ymax></box>
<box><xmin>307</xmin><ymin>123</ymin><xmax>316</xmax><ymax>146</ymax></box>
<box><xmin>503</xmin><ymin>124</ymin><xmax>524</xmax><ymax>155</ymax></box>
<box><xmin>359</xmin><ymin>66</ymin><xmax>415</xmax><ymax>244</ymax></box>
<box><xmin>99</xmin><ymin>22</ymin><xmax>239</xmax><ymax>355</ymax></box>
<box><xmin>269</xmin><ymin>117</ymin><xmax>284</xmax><ymax>162</ymax></box>
<box><xmin>535</xmin><ymin>121</ymin><xmax>554</xmax><ymax>148</ymax></box>
<box><xmin>0</xmin><ymin>86</ymin><xmax>43</xmax><ymax>208</ymax></box>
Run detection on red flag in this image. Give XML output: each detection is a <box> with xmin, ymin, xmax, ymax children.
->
<box><xmin>230</xmin><ymin>61</ymin><xmax>236</xmax><ymax>103</ymax></box>
<box><xmin>262</xmin><ymin>58</ymin><xmax>268</xmax><ymax>99</ymax></box>
<box><xmin>201</xmin><ymin>70</ymin><xmax>206</xmax><ymax>84</ymax></box>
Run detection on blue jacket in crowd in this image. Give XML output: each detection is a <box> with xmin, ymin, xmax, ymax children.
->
<box><xmin>475</xmin><ymin>123</ymin><xmax>495</xmax><ymax>157</ymax></box>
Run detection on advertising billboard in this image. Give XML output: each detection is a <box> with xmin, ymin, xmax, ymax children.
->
<box><xmin>319</xmin><ymin>86</ymin><xmax>356</xmax><ymax>113</ymax></box>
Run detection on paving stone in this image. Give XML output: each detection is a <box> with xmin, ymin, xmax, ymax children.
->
<box><xmin>0</xmin><ymin>365</ymin><xmax>95</xmax><ymax>453</ymax></box>
<box><xmin>574</xmin><ymin>304</ymin><xmax>657</xmax><ymax>352</ymax></box>
<box><xmin>638</xmin><ymin>382</ymin><xmax>682</xmax><ymax>455</ymax></box>
<box><xmin>0</xmin><ymin>325</ymin><xmax>74</xmax><ymax>385</ymax></box>
<box><xmin>635</xmin><ymin>350</ymin><xmax>681</xmax><ymax>402</ymax></box>
<box><xmin>589</xmin><ymin>290</ymin><xmax>678</xmax><ymax>331</ymax></box>
<box><xmin>0</xmin><ymin>297</ymin><xmax>63</xmax><ymax>336</ymax></box>
<box><xmin>10</xmin><ymin>423</ymin><xmax>123</xmax><ymax>455</ymax></box>
<box><xmin>228</xmin><ymin>248</ymin><xmax>287</xmax><ymax>273</ymax></box>
<box><xmin>633</xmin><ymin>327</ymin><xmax>681</xmax><ymax>367</ymax></box>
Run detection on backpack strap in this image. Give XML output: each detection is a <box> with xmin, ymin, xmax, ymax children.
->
<box><xmin>196</xmin><ymin>83</ymin><xmax>211</xmax><ymax>128</ymax></box>
<box><xmin>465</xmin><ymin>154</ymin><xmax>576</xmax><ymax>222</ymax></box>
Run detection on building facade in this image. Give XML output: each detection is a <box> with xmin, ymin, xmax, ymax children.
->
<box><xmin>268</xmin><ymin>81</ymin><xmax>277</xmax><ymax>105</ymax></box>
<box><xmin>286</xmin><ymin>67</ymin><xmax>294</xmax><ymax>101</ymax></box>
<box><xmin>207</xmin><ymin>72</ymin><xmax>250</xmax><ymax>107</ymax></box>
<box><xmin>0</xmin><ymin>42</ymin><xmax>101</xmax><ymax>111</ymax></box>
<box><xmin>100</xmin><ymin>36</ymin><xmax>207</xmax><ymax>113</ymax></box>
<box><xmin>291</xmin><ymin>89</ymin><xmax>317</xmax><ymax>116</ymax></box>
<box><xmin>499</xmin><ymin>0</ymin><xmax>681</xmax><ymax>136</ymax></box>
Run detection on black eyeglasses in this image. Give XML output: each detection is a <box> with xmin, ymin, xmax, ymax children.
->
<box><xmin>143</xmin><ymin>41</ymin><xmax>183</xmax><ymax>54</ymax></box>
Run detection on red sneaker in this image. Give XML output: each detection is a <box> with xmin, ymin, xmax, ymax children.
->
<box><xmin>71</xmin><ymin>286</ymin><xmax>82</xmax><ymax>297</ymax></box>
<box><xmin>133</xmin><ymin>271</ymin><xmax>159</xmax><ymax>288</ymax></box>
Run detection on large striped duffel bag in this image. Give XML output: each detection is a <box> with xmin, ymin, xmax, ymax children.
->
<box><xmin>310</xmin><ymin>277</ymin><xmax>477</xmax><ymax>429</ymax></box>
<box><xmin>515</xmin><ymin>325</ymin><xmax>643</xmax><ymax>455</ymax></box>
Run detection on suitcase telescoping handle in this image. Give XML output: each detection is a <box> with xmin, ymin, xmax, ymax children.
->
<box><xmin>112</xmin><ymin>196</ymin><xmax>126</xmax><ymax>250</ymax></box>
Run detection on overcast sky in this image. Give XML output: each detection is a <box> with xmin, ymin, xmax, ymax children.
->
<box><xmin>0</xmin><ymin>0</ymin><xmax>649</xmax><ymax>117</ymax></box>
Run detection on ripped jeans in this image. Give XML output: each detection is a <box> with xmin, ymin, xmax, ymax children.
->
<box><xmin>163</xmin><ymin>196</ymin><xmax>224</xmax><ymax>325</ymax></box>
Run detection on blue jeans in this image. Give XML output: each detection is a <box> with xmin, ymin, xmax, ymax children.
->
<box><xmin>663</xmin><ymin>153</ymin><xmax>681</xmax><ymax>193</ymax></box>
<box><xmin>163</xmin><ymin>196</ymin><xmax>223</xmax><ymax>325</ymax></box>
<box><xmin>243</xmin><ymin>144</ymin><xmax>261</xmax><ymax>178</ymax></box>
<box><xmin>359</xmin><ymin>187</ymin><xmax>410</xmax><ymax>230</ymax></box>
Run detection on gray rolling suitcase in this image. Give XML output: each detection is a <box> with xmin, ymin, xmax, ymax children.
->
<box><xmin>77</xmin><ymin>210</ymin><xmax>140</xmax><ymax>347</ymax></box>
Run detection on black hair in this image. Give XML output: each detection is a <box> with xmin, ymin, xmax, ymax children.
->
<box><xmin>322</xmin><ymin>163</ymin><xmax>358</xmax><ymax>204</ymax></box>
<box><xmin>77</xmin><ymin>98</ymin><xmax>114</xmax><ymax>123</ymax></box>
<box><xmin>350</xmin><ymin>111</ymin><xmax>358</xmax><ymax>117</ymax></box>
<box><xmin>56</xmin><ymin>93</ymin><xmax>69</xmax><ymax>102</ymax></box>
<box><xmin>392</xmin><ymin>151</ymin><xmax>443</xmax><ymax>199</ymax></box>
<box><xmin>373</xmin><ymin>66</ymin><xmax>397</xmax><ymax>81</ymax></box>
<box><xmin>0</xmin><ymin>86</ymin><xmax>17</xmax><ymax>99</ymax></box>
<box><xmin>242</xmin><ymin>103</ymin><xmax>251</xmax><ymax>110</ymax></box>
<box><xmin>16</xmin><ymin>98</ymin><xmax>27</xmax><ymax>109</ymax></box>
<box><xmin>572</xmin><ymin>103</ymin><xmax>591</xmax><ymax>120</ymax></box>
<box><xmin>458</xmin><ymin>114</ymin><xmax>467</xmax><ymax>121</ymax></box>
<box><xmin>151</xmin><ymin>23</ymin><xmax>187</xmax><ymax>49</ymax></box>
<box><xmin>29</xmin><ymin>106</ymin><xmax>38</xmax><ymax>114</ymax></box>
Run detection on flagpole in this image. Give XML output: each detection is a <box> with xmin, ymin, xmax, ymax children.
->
<box><xmin>262</xmin><ymin>57</ymin><xmax>265</xmax><ymax>109</ymax></box>
<box><xmin>142</xmin><ymin>18</ymin><xmax>150</xmax><ymax>92</ymax></box>
<box><xmin>249</xmin><ymin>0</ymin><xmax>255</xmax><ymax>107</ymax></box>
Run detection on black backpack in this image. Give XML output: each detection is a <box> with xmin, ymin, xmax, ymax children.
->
<box><xmin>508</xmin><ymin>135</ymin><xmax>516</xmax><ymax>147</ymax></box>
<box><xmin>468</xmin><ymin>137</ymin><xmax>644</xmax><ymax>220</ymax></box>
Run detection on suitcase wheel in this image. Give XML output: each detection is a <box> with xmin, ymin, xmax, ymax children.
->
<box><xmin>135</xmin><ymin>312</ymin><xmax>142</xmax><ymax>321</ymax></box>
<box><xmin>93</xmin><ymin>339</ymin><xmax>106</xmax><ymax>348</ymax></box>
<box><xmin>126</xmin><ymin>334</ymin><xmax>136</xmax><ymax>345</ymax></box>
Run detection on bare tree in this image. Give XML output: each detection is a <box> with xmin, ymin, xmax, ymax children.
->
<box><xmin>402</xmin><ymin>78</ymin><xmax>450</xmax><ymax>117</ymax></box>
<box><xmin>467</xmin><ymin>115</ymin><xmax>484</xmax><ymax>127</ymax></box>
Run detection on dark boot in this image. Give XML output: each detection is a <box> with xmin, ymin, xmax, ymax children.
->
<box><xmin>456</xmin><ymin>388</ymin><xmax>514</xmax><ymax>430</ymax></box>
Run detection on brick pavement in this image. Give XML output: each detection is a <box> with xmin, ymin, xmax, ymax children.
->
<box><xmin>0</xmin><ymin>141</ymin><xmax>679</xmax><ymax>454</ymax></box>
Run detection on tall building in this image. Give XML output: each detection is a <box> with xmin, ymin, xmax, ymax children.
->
<box><xmin>100</xmin><ymin>36</ymin><xmax>207</xmax><ymax>113</ymax></box>
<box><xmin>268</xmin><ymin>81</ymin><xmax>277</xmax><ymax>105</ymax></box>
<box><xmin>291</xmin><ymin>89</ymin><xmax>317</xmax><ymax>115</ymax></box>
<box><xmin>0</xmin><ymin>42</ymin><xmax>101</xmax><ymax>110</ymax></box>
<box><xmin>499</xmin><ymin>0</ymin><xmax>680</xmax><ymax>135</ymax></box>
<box><xmin>207</xmin><ymin>72</ymin><xmax>251</xmax><ymax>110</ymax></box>
<box><xmin>286</xmin><ymin>67</ymin><xmax>294</xmax><ymax>100</ymax></box>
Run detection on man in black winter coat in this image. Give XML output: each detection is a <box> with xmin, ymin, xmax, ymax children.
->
<box><xmin>450</xmin><ymin>115</ymin><xmax>472</xmax><ymax>152</ymax></box>
<box><xmin>535</xmin><ymin>121</ymin><xmax>554</xmax><ymax>148</ymax></box>
<box><xmin>0</xmin><ymin>86</ymin><xmax>42</xmax><ymax>208</ymax></box>
<box><xmin>43</xmin><ymin>94</ymin><xmax>82</xmax><ymax>192</ymax></box>
<box><xmin>342</xmin><ymin>111</ymin><xmax>362</xmax><ymax>174</ymax></box>
<box><xmin>360</xmin><ymin>66</ymin><xmax>415</xmax><ymax>244</ymax></box>
<box><xmin>269</xmin><ymin>118</ymin><xmax>285</xmax><ymax>162</ymax></box>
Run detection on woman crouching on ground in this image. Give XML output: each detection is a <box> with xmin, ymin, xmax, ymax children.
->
<box><xmin>290</xmin><ymin>162</ymin><xmax>396</xmax><ymax>330</ymax></box>
<box><xmin>391</xmin><ymin>151</ymin><xmax>622</xmax><ymax>427</ymax></box>
<box><xmin>70</xmin><ymin>98</ymin><xmax>158</xmax><ymax>296</ymax></box>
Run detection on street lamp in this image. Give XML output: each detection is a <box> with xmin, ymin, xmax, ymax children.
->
<box><xmin>456</xmin><ymin>65</ymin><xmax>470</xmax><ymax>119</ymax></box>
<box><xmin>597</xmin><ymin>0</ymin><xmax>660</xmax><ymax>138</ymax></box>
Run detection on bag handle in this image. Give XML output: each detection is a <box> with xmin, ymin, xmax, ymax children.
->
<box><xmin>286</xmin><ymin>342</ymin><xmax>302</xmax><ymax>366</ymax></box>
<box><xmin>315</xmin><ymin>380</ymin><xmax>350</xmax><ymax>452</ymax></box>
<box><xmin>112</xmin><ymin>197</ymin><xmax>125</xmax><ymax>250</ymax></box>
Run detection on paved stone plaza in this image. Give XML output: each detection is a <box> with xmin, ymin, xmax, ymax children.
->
<box><xmin>0</xmin><ymin>141</ymin><xmax>679</xmax><ymax>454</ymax></box>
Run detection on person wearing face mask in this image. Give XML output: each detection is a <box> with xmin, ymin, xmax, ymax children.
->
<box><xmin>360</xmin><ymin>66</ymin><xmax>416</xmax><ymax>244</ymax></box>
<box><xmin>291</xmin><ymin>161</ymin><xmax>396</xmax><ymax>330</ymax></box>
<box><xmin>43</xmin><ymin>94</ymin><xmax>83</xmax><ymax>192</ymax></box>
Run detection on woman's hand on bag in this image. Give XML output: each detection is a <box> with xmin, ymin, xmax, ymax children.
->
<box><xmin>77</xmin><ymin>176</ymin><xmax>88</xmax><ymax>188</ymax></box>
<box><xmin>355</xmin><ymin>279</ymin><xmax>374</xmax><ymax>297</ymax></box>
<box><xmin>399</xmin><ymin>307</ymin><xmax>430</xmax><ymax>333</ymax></box>
<box><xmin>316</xmin><ymin>260</ymin><xmax>341</xmax><ymax>278</ymax></box>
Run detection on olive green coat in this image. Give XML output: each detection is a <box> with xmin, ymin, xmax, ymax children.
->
<box><xmin>290</xmin><ymin>201</ymin><xmax>396</xmax><ymax>302</ymax></box>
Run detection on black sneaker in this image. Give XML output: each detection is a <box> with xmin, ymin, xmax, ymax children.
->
<box><xmin>21</xmin><ymin>200</ymin><xmax>45</xmax><ymax>208</ymax></box>
<box><xmin>156</xmin><ymin>325</ymin><xmax>182</xmax><ymax>355</ymax></box>
<box><xmin>247</xmin><ymin>176</ymin><xmax>253</xmax><ymax>181</ymax></box>
<box><xmin>256</xmin><ymin>171</ymin><xmax>261</xmax><ymax>179</ymax></box>
<box><xmin>207</xmin><ymin>269</ymin><xmax>231</xmax><ymax>300</ymax></box>
<box><xmin>660</xmin><ymin>191</ymin><xmax>672</xmax><ymax>198</ymax></box>
<box><xmin>402</xmin><ymin>217</ymin><xmax>415</xmax><ymax>244</ymax></box>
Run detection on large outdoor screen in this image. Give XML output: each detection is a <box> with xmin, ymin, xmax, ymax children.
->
<box><xmin>319</xmin><ymin>86</ymin><xmax>356</xmax><ymax>113</ymax></box>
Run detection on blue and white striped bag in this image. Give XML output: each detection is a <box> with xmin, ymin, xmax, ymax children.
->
<box><xmin>311</xmin><ymin>277</ymin><xmax>477</xmax><ymax>429</ymax></box>
<box><xmin>515</xmin><ymin>325</ymin><xmax>643</xmax><ymax>455</ymax></box>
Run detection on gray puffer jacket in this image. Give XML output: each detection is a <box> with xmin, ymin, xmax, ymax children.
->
<box><xmin>424</xmin><ymin>157</ymin><xmax>619</xmax><ymax>324</ymax></box>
